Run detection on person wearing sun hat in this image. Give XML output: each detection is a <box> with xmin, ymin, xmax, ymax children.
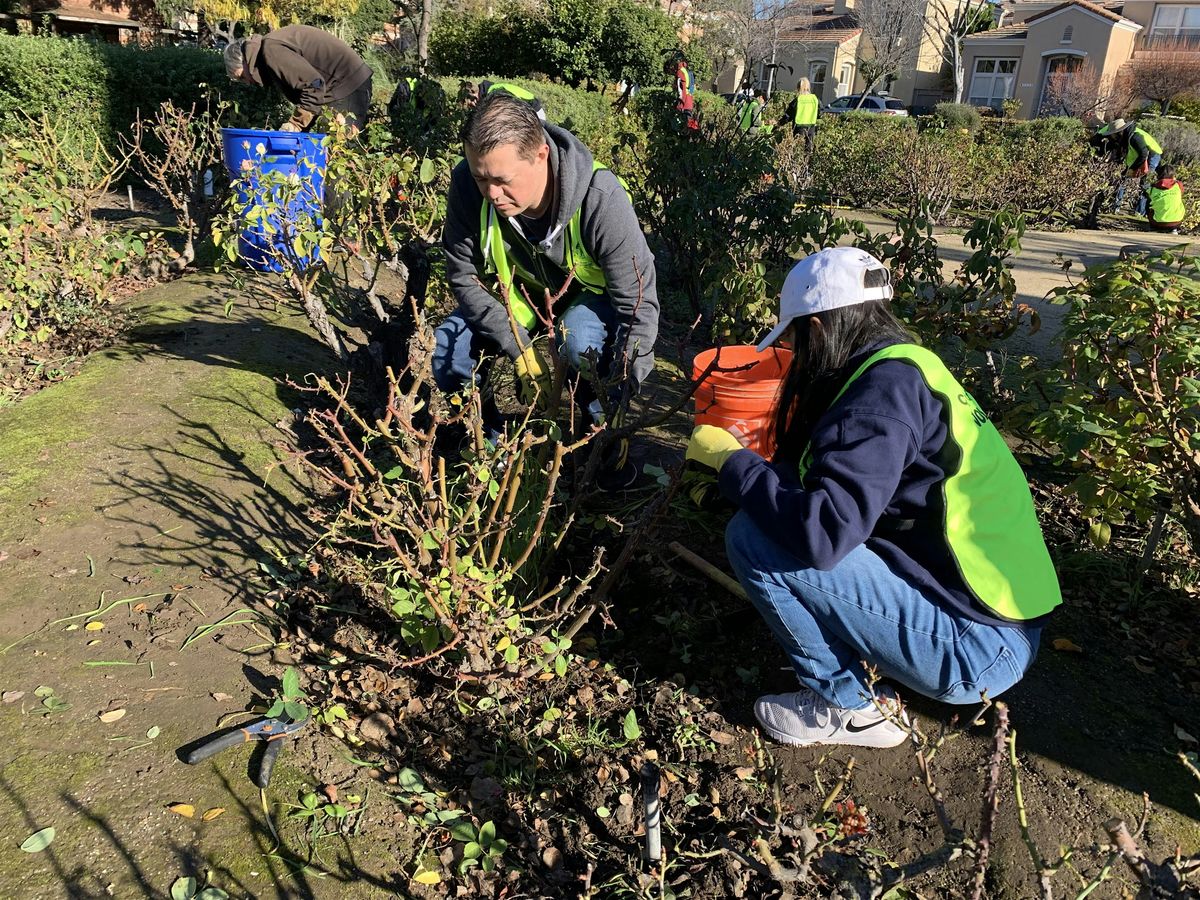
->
<box><xmin>685</xmin><ymin>247</ymin><xmax>1061</xmax><ymax>748</ymax></box>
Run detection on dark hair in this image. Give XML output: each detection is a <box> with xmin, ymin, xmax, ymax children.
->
<box><xmin>1159</xmin><ymin>163</ymin><xmax>1176</xmax><ymax>180</ymax></box>
<box><xmin>463</xmin><ymin>89</ymin><xmax>545</xmax><ymax>160</ymax></box>
<box><xmin>772</xmin><ymin>299</ymin><xmax>912</xmax><ymax>463</ymax></box>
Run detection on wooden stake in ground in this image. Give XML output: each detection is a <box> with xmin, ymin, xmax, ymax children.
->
<box><xmin>669</xmin><ymin>541</ymin><xmax>749</xmax><ymax>601</ymax></box>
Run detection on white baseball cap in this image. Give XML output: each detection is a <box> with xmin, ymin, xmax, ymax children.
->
<box><xmin>755</xmin><ymin>247</ymin><xmax>893</xmax><ymax>352</ymax></box>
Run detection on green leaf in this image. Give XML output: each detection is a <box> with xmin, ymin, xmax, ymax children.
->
<box><xmin>266</xmin><ymin>700</ymin><xmax>285</xmax><ymax>718</ymax></box>
<box><xmin>623</xmin><ymin>709</ymin><xmax>641</xmax><ymax>742</ymax></box>
<box><xmin>283</xmin><ymin>701</ymin><xmax>309</xmax><ymax>722</ymax></box>
<box><xmin>397</xmin><ymin>767</ymin><xmax>426</xmax><ymax>792</ymax></box>
<box><xmin>382</xmin><ymin>466</ymin><xmax>404</xmax><ymax>480</ymax></box>
<box><xmin>302</xmin><ymin>792</ymin><xmax>320</xmax><ymax>809</ymax></box>
<box><xmin>147</xmin><ymin>726</ymin><xmax>161</xmax><ymax>740</ymax></box>
<box><xmin>20</xmin><ymin>827</ymin><xmax>55</xmax><ymax>853</ymax></box>
<box><xmin>171</xmin><ymin>876</ymin><xmax>197</xmax><ymax>900</ymax></box>
<box><xmin>462</xmin><ymin>841</ymin><xmax>483</xmax><ymax>859</ymax></box>
<box><xmin>1088</xmin><ymin>520</ymin><xmax>1112</xmax><ymax>548</ymax></box>
<box><xmin>450</xmin><ymin>821</ymin><xmax>477</xmax><ymax>843</ymax></box>
<box><xmin>419</xmin><ymin>158</ymin><xmax>436</xmax><ymax>184</ymax></box>
<box><xmin>479</xmin><ymin>821</ymin><xmax>496</xmax><ymax>846</ymax></box>
<box><xmin>282</xmin><ymin>667</ymin><xmax>301</xmax><ymax>700</ymax></box>
<box><xmin>196</xmin><ymin>890</ymin><xmax>229</xmax><ymax>900</ymax></box>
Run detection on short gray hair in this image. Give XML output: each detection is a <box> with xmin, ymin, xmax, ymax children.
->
<box><xmin>464</xmin><ymin>89</ymin><xmax>545</xmax><ymax>160</ymax></box>
<box><xmin>224</xmin><ymin>39</ymin><xmax>246</xmax><ymax>78</ymax></box>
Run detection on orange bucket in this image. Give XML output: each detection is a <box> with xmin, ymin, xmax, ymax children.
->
<box><xmin>692</xmin><ymin>345</ymin><xmax>793</xmax><ymax>457</ymax></box>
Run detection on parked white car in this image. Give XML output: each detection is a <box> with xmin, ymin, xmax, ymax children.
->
<box><xmin>823</xmin><ymin>95</ymin><xmax>909</xmax><ymax>117</ymax></box>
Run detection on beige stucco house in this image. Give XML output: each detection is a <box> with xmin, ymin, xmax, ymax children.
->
<box><xmin>715</xmin><ymin>0</ymin><xmax>969</xmax><ymax>110</ymax></box>
<box><xmin>717</xmin><ymin>0</ymin><xmax>1200</xmax><ymax>116</ymax></box>
<box><xmin>962</xmin><ymin>0</ymin><xmax>1147</xmax><ymax>116</ymax></box>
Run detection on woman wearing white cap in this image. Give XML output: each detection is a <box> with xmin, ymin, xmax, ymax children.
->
<box><xmin>685</xmin><ymin>247</ymin><xmax>1061</xmax><ymax>747</ymax></box>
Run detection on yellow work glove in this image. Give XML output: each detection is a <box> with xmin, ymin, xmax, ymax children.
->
<box><xmin>685</xmin><ymin>424</ymin><xmax>745</xmax><ymax>472</ymax></box>
<box><xmin>514</xmin><ymin>345</ymin><xmax>552</xmax><ymax>409</ymax></box>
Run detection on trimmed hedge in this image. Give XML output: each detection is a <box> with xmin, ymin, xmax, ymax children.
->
<box><xmin>433</xmin><ymin>74</ymin><xmax>615</xmax><ymax>149</ymax></box>
<box><xmin>0</xmin><ymin>34</ymin><xmax>287</xmax><ymax>151</ymax></box>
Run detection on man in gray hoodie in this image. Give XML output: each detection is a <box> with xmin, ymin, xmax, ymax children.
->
<box><xmin>437</xmin><ymin>90</ymin><xmax>660</xmax><ymax>489</ymax></box>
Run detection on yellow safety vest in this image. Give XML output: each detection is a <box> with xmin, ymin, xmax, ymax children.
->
<box><xmin>1124</xmin><ymin>128</ymin><xmax>1163</xmax><ymax>168</ymax></box>
<box><xmin>801</xmin><ymin>344</ymin><xmax>1062</xmax><ymax>621</ymax></box>
<box><xmin>479</xmin><ymin>160</ymin><xmax>614</xmax><ymax>330</ymax></box>
<box><xmin>1149</xmin><ymin>182</ymin><xmax>1185</xmax><ymax>223</ymax></box>
<box><xmin>794</xmin><ymin>94</ymin><xmax>819</xmax><ymax>126</ymax></box>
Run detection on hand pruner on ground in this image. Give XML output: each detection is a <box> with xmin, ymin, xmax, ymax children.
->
<box><xmin>182</xmin><ymin>716</ymin><xmax>307</xmax><ymax>789</ymax></box>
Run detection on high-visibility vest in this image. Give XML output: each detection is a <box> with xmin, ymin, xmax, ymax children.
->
<box><xmin>1124</xmin><ymin>127</ymin><xmax>1163</xmax><ymax>168</ymax></box>
<box><xmin>479</xmin><ymin>160</ymin><xmax>614</xmax><ymax>331</ymax></box>
<box><xmin>487</xmin><ymin>81</ymin><xmax>537</xmax><ymax>103</ymax></box>
<box><xmin>403</xmin><ymin>77</ymin><xmax>417</xmax><ymax>108</ymax></box>
<box><xmin>799</xmin><ymin>344</ymin><xmax>1062</xmax><ymax>622</ymax></box>
<box><xmin>739</xmin><ymin>100</ymin><xmax>763</xmax><ymax>133</ymax></box>
<box><xmin>1149</xmin><ymin>181</ymin><xmax>1185</xmax><ymax>223</ymax></box>
<box><xmin>794</xmin><ymin>93</ymin><xmax>819</xmax><ymax>126</ymax></box>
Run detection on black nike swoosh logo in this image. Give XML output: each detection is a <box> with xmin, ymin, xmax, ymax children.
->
<box><xmin>844</xmin><ymin>718</ymin><xmax>889</xmax><ymax>733</ymax></box>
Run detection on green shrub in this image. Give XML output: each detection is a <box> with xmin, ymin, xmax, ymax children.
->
<box><xmin>1141</xmin><ymin>116</ymin><xmax>1200</xmax><ymax>165</ymax></box>
<box><xmin>0</xmin><ymin>35</ymin><xmax>286</xmax><ymax>154</ymax></box>
<box><xmin>934</xmin><ymin>102</ymin><xmax>981</xmax><ymax>132</ymax></box>
<box><xmin>1031</xmin><ymin>249</ymin><xmax>1200</xmax><ymax>550</ymax></box>
<box><xmin>430</xmin><ymin>6</ymin><xmax>538</xmax><ymax>79</ymax></box>
<box><xmin>0</xmin><ymin>126</ymin><xmax>165</xmax><ymax>344</ymax></box>
<box><xmin>433</xmin><ymin>75</ymin><xmax>615</xmax><ymax>151</ymax></box>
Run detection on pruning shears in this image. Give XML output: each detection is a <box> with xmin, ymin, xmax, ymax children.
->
<box><xmin>182</xmin><ymin>716</ymin><xmax>307</xmax><ymax>789</ymax></box>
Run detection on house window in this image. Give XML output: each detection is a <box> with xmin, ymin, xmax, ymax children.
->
<box><xmin>1061</xmin><ymin>25</ymin><xmax>1073</xmax><ymax>43</ymax></box>
<box><xmin>1151</xmin><ymin>4</ymin><xmax>1200</xmax><ymax>38</ymax></box>
<box><xmin>809</xmin><ymin>61</ymin><xmax>828</xmax><ymax>98</ymax></box>
<box><xmin>837</xmin><ymin>62</ymin><xmax>854</xmax><ymax>96</ymax></box>
<box><xmin>967</xmin><ymin>58</ymin><xmax>1018</xmax><ymax>109</ymax></box>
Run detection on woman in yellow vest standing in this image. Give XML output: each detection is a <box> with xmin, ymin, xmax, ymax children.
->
<box><xmin>685</xmin><ymin>248</ymin><xmax>1061</xmax><ymax>747</ymax></box>
<box><xmin>785</xmin><ymin>78</ymin><xmax>820</xmax><ymax>152</ymax></box>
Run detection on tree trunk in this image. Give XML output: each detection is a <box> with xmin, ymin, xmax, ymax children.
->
<box><xmin>418</xmin><ymin>0</ymin><xmax>433</xmax><ymax>71</ymax></box>
<box><xmin>952</xmin><ymin>42</ymin><xmax>964</xmax><ymax>103</ymax></box>
<box><xmin>296</xmin><ymin>278</ymin><xmax>348</xmax><ymax>361</ymax></box>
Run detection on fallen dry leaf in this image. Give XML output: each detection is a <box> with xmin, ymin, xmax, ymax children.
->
<box><xmin>1175</xmin><ymin>725</ymin><xmax>1198</xmax><ymax>744</ymax></box>
<box><xmin>98</xmin><ymin>709</ymin><xmax>127</xmax><ymax>724</ymax></box>
<box><xmin>320</xmin><ymin>784</ymin><xmax>338</xmax><ymax>804</ymax></box>
<box><xmin>166</xmin><ymin>803</ymin><xmax>195</xmax><ymax>818</ymax></box>
<box><xmin>708</xmin><ymin>730</ymin><xmax>736</xmax><ymax>746</ymax></box>
<box><xmin>133</xmin><ymin>603</ymin><xmax>147</xmax><ymax>613</ymax></box>
<box><xmin>2</xmin><ymin>691</ymin><xmax>25</xmax><ymax>704</ymax></box>
<box><xmin>542</xmin><ymin>847</ymin><xmax>563</xmax><ymax>870</ymax></box>
<box><xmin>734</xmin><ymin>767</ymin><xmax>755</xmax><ymax>780</ymax></box>
<box><xmin>201</xmin><ymin>807</ymin><xmax>225</xmax><ymax>821</ymax></box>
<box><xmin>211</xmin><ymin>692</ymin><xmax>233</xmax><ymax>702</ymax></box>
<box><xmin>1127</xmin><ymin>656</ymin><xmax>1156</xmax><ymax>675</ymax></box>
<box><xmin>85</xmin><ymin>622</ymin><xmax>104</xmax><ymax>632</ymax></box>
<box><xmin>1052</xmin><ymin>638</ymin><xmax>1082</xmax><ymax>653</ymax></box>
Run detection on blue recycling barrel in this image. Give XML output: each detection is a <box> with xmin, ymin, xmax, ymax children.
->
<box><xmin>221</xmin><ymin>127</ymin><xmax>327</xmax><ymax>272</ymax></box>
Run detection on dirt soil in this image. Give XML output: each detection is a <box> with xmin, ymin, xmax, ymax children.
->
<box><xmin>0</xmin><ymin>253</ymin><xmax>1198</xmax><ymax>898</ymax></box>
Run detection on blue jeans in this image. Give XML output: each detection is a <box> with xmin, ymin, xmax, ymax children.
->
<box><xmin>432</xmin><ymin>295</ymin><xmax>618</xmax><ymax>415</ymax></box>
<box><xmin>724</xmin><ymin>511</ymin><xmax>1041</xmax><ymax>709</ymax></box>
<box><xmin>1114</xmin><ymin>152</ymin><xmax>1161</xmax><ymax>215</ymax></box>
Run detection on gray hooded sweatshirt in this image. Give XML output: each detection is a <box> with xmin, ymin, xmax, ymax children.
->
<box><xmin>442</xmin><ymin>123</ymin><xmax>659</xmax><ymax>387</ymax></box>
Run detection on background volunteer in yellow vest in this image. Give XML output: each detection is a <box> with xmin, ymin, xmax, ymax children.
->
<box><xmin>437</xmin><ymin>90</ymin><xmax>660</xmax><ymax>489</ymax></box>
<box><xmin>1147</xmin><ymin>163</ymin><xmax>1186</xmax><ymax>232</ymax></box>
<box><xmin>783</xmin><ymin>78</ymin><xmax>819</xmax><ymax>152</ymax></box>
<box><xmin>685</xmin><ymin>248</ymin><xmax>1060</xmax><ymax>748</ymax></box>
<box><xmin>1110</xmin><ymin>118</ymin><xmax>1163</xmax><ymax>216</ymax></box>
<box><xmin>479</xmin><ymin>80</ymin><xmax>546</xmax><ymax>121</ymax></box>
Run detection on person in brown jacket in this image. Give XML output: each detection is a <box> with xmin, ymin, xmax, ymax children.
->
<box><xmin>224</xmin><ymin>26</ymin><xmax>373</xmax><ymax>132</ymax></box>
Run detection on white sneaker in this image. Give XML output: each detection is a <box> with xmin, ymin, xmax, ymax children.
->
<box><xmin>753</xmin><ymin>687</ymin><xmax>909</xmax><ymax>748</ymax></box>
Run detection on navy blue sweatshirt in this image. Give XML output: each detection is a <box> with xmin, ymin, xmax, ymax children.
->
<box><xmin>718</xmin><ymin>344</ymin><xmax>1041</xmax><ymax>631</ymax></box>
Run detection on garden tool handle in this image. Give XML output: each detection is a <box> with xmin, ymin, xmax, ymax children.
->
<box><xmin>183</xmin><ymin>728</ymin><xmax>252</xmax><ymax>765</ymax></box>
<box><xmin>255</xmin><ymin>738</ymin><xmax>284</xmax><ymax>789</ymax></box>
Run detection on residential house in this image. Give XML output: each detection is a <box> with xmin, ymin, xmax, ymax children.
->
<box><xmin>715</xmin><ymin>0</ymin><xmax>968</xmax><ymax>110</ymax></box>
<box><xmin>962</xmin><ymin>0</ymin><xmax>1200</xmax><ymax>117</ymax></box>
<box><xmin>0</xmin><ymin>0</ymin><xmax>194</xmax><ymax>42</ymax></box>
